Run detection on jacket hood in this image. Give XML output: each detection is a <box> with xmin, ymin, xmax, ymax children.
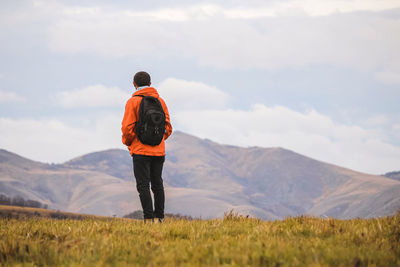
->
<box><xmin>132</xmin><ymin>87</ymin><xmax>159</xmax><ymax>98</ymax></box>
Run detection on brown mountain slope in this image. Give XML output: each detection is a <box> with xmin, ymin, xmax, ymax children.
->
<box><xmin>163</xmin><ymin>132</ymin><xmax>400</xmax><ymax>218</ymax></box>
<box><xmin>0</xmin><ymin>132</ymin><xmax>399</xmax><ymax>219</ymax></box>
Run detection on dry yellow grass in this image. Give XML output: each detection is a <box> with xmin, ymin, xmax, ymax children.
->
<box><xmin>0</xmin><ymin>209</ymin><xmax>399</xmax><ymax>266</ymax></box>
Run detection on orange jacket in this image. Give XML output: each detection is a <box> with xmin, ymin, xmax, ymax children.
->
<box><xmin>121</xmin><ymin>87</ymin><xmax>172</xmax><ymax>156</ymax></box>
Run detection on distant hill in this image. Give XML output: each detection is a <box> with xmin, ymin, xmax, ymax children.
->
<box><xmin>383</xmin><ymin>171</ymin><xmax>400</xmax><ymax>181</ymax></box>
<box><xmin>0</xmin><ymin>148</ymin><xmax>139</xmax><ymax>217</ymax></box>
<box><xmin>1</xmin><ymin>131</ymin><xmax>400</xmax><ymax>219</ymax></box>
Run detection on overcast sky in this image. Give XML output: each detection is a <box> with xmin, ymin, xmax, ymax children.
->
<box><xmin>0</xmin><ymin>0</ymin><xmax>399</xmax><ymax>174</ymax></box>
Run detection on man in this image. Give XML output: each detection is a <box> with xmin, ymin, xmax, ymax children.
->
<box><xmin>121</xmin><ymin>71</ymin><xmax>172</xmax><ymax>223</ymax></box>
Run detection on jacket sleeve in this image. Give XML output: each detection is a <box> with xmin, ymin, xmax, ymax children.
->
<box><xmin>160</xmin><ymin>98</ymin><xmax>173</xmax><ymax>140</ymax></box>
<box><xmin>121</xmin><ymin>98</ymin><xmax>137</xmax><ymax>146</ymax></box>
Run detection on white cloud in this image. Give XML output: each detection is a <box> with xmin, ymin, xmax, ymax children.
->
<box><xmin>393</xmin><ymin>124</ymin><xmax>400</xmax><ymax>133</ymax></box>
<box><xmin>46</xmin><ymin>2</ymin><xmax>400</xmax><ymax>73</ymax></box>
<box><xmin>58</xmin><ymin>1</ymin><xmax>400</xmax><ymax>21</ymax></box>
<box><xmin>157</xmin><ymin>78</ymin><xmax>229</xmax><ymax>112</ymax></box>
<box><xmin>56</xmin><ymin>84</ymin><xmax>131</xmax><ymax>108</ymax></box>
<box><xmin>1</xmin><ymin>75</ymin><xmax>399</xmax><ymax>174</ymax></box>
<box><xmin>285</xmin><ymin>0</ymin><xmax>400</xmax><ymax>16</ymax></box>
<box><xmin>155</xmin><ymin>78</ymin><xmax>400</xmax><ymax>175</ymax></box>
<box><xmin>1</xmin><ymin>77</ymin><xmax>399</xmax><ymax>173</ymax></box>
<box><xmin>375</xmin><ymin>71</ymin><xmax>400</xmax><ymax>85</ymax></box>
<box><xmin>223</xmin><ymin>0</ymin><xmax>400</xmax><ymax>18</ymax></box>
<box><xmin>0</xmin><ymin>115</ymin><xmax>125</xmax><ymax>163</ymax></box>
<box><xmin>172</xmin><ymin>105</ymin><xmax>400</xmax><ymax>174</ymax></box>
<box><xmin>0</xmin><ymin>90</ymin><xmax>25</xmax><ymax>103</ymax></box>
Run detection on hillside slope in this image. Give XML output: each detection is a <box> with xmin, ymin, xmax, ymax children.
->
<box><xmin>384</xmin><ymin>171</ymin><xmax>400</xmax><ymax>181</ymax></box>
<box><xmin>1</xmin><ymin>132</ymin><xmax>400</xmax><ymax>219</ymax></box>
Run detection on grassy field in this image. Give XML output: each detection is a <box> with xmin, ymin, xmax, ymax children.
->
<box><xmin>0</xmin><ymin>209</ymin><xmax>399</xmax><ymax>266</ymax></box>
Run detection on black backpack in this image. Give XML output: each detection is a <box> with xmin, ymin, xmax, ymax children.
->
<box><xmin>134</xmin><ymin>95</ymin><xmax>166</xmax><ymax>146</ymax></box>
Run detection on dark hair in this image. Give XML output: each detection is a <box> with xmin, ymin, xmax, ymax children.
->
<box><xmin>133</xmin><ymin>71</ymin><xmax>151</xmax><ymax>87</ymax></box>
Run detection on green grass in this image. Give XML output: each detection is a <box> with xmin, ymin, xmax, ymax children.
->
<box><xmin>1</xmin><ymin>212</ymin><xmax>399</xmax><ymax>266</ymax></box>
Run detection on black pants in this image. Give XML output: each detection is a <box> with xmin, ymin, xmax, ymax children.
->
<box><xmin>132</xmin><ymin>154</ymin><xmax>165</xmax><ymax>219</ymax></box>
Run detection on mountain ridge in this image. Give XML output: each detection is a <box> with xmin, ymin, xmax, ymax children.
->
<box><xmin>1</xmin><ymin>131</ymin><xmax>399</xmax><ymax>219</ymax></box>
<box><xmin>384</xmin><ymin>171</ymin><xmax>400</xmax><ymax>181</ymax></box>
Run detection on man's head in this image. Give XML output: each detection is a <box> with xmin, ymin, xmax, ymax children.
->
<box><xmin>133</xmin><ymin>71</ymin><xmax>151</xmax><ymax>88</ymax></box>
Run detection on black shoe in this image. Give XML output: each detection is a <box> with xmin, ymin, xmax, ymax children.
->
<box><xmin>157</xmin><ymin>218</ymin><xmax>164</xmax><ymax>223</ymax></box>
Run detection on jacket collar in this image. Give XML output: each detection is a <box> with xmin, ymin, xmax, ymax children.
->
<box><xmin>132</xmin><ymin>87</ymin><xmax>159</xmax><ymax>98</ymax></box>
<box><xmin>135</xmin><ymin>85</ymin><xmax>149</xmax><ymax>91</ymax></box>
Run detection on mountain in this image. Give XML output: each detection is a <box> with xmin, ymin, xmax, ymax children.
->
<box><xmin>383</xmin><ymin>171</ymin><xmax>400</xmax><ymax>181</ymax></box>
<box><xmin>1</xmin><ymin>131</ymin><xmax>400</xmax><ymax>219</ymax></box>
<box><xmin>0</xmin><ymin>148</ymin><xmax>140</xmax><ymax>217</ymax></box>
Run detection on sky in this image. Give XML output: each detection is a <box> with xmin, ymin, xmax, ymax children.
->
<box><xmin>0</xmin><ymin>0</ymin><xmax>399</xmax><ymax>174</ymax></box>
